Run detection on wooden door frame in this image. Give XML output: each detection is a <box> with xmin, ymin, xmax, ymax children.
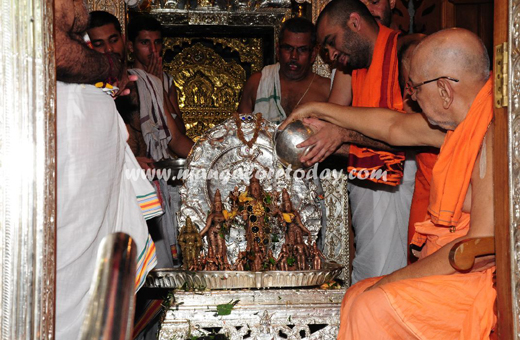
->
<box><xmin>494</xmin><ymin>0</ymin><xmax>517</xmax><ymax>338</ymax></box>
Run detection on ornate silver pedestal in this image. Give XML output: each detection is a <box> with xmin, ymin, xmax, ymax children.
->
<box><xmin>158</xmin><ymin>288</ymin><xmax>345</xmax><ymax>340</ymax></box>
<box><xmin>152</xmin><ymin>116</ymin><xmax>350</xmax><ymax>340</ymax></box>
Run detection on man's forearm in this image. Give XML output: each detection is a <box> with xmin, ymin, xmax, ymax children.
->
<box><xmin>346</xmin><ymin>130</ymin><xmax>400</xmax><ymax>152</ymax></box>
<box><xmin>56</xmin><ymin>31</ymin><xmax>122</xmax><ymax>83</ymax></box>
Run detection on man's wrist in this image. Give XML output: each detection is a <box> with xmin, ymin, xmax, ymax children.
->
<box><xmin>340</xmin><ymin>127</ymin><xmax>353</xmax><ymax>143</ymax></box>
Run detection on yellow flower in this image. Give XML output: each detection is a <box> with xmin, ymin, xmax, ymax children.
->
<box><xmin>223</xmin><ymin>210</ymin><xmax>236</xmax><ymax>220</ymax></box>
<box><xmin>283</xmin><ymin>213</ymin><xmax>295</xmax><ymax>223</ymax></box>
<box><xmin>94</xmin><ymin>82</ymin><xmax>114</xmax><ymax>89</ymax></box>
<box><xmin>239</xmin><ymin>191</ymin><xmax>253</xmax><ymax>203</ymax></box>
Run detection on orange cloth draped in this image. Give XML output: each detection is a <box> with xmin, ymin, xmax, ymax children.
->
<box><xmin>408</xmin><ymin>149</ymin><xmax>438</xmax><ymax>247</ymax></box>
<box><xmin>349</xmin><ymin>24</ymin><xmax>405</xmax><ymax>186</ymax></box>
<box><xmin>338</xmin><ymin>78</ymin><xmax>496</xmax><ymax>340</ymax></box>
<box><xmin>428</xmin><ymin>82</ymin><xmax>493</xmax><ymax>226</ymax></box>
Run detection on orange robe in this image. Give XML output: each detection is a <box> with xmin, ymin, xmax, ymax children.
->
<box><xmin>408</xmin><ymin>149</ymin><xmax>438</xmax><ymax>248</ymax></box>
<box><xmin>338</xmin><ymin>78</ymin><xmax>496</xmax><ymax>339</ymax></box>
<box><xmin>349</xmin><ymin>24</ymin><xmax>405</xmax><ymax>186</ymax></box>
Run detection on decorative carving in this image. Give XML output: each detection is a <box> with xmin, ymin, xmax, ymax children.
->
<box><xmin>86</xmin><ymin>0</ymin><xmax>127</xmax><ymax>34</ymax></box>
<box><xmin>311</xmin><ymin>0</ymin><xmax>332</xmax><ymax>78</ymax></box>
<box><xmin>392</xmin><ymin>0</ymin><xmax>411</xmax><ymax>33</ymax></box>
<box><xmin>182</xmin><ymin>110</ymin><xmax>233</xmax><ymax>141</ymax></box>
<box><xmin>163</xmin><ymin>42</ymin><xmax>248</xmax><ymax>139</ymax></box>
<box><xmin>165</xmin><ymin>37</ymin><xmax>263</xmax><ymax>73</ymax></box>
<box><xmin>412</xmin><ymin>0</ymin><xmax>442</xmax><ymax>34</ymax></box>
<box><xmin>157</xmin><ymin>289</ymin><xmax>345</xmax><ymax>340</ymax></box>
<box><xmin>179</xmin><ymin>116</ymin><xmax>324</xmax><ymax>266</ymax></box>
<box><xmin>149</xmin><ymin>8</ymin><xmax>290</xmax><ymax>139</ymax></box>
<box><xmin>321</xmin><ymin>173</ymin><xmax>350</xmax><ymax>284</ymax></box>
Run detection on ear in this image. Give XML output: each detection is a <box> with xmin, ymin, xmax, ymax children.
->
<box><xmin>437</xmin><ymin>79</ymin><xmax>454</xmax><ymax>109</ymax></box>
<box><xmin>127</xmin><ymin>40</ymin><xmax>134</xmax><ymax>53</ymax></box>
<box><xmin>348</xmin><ymin>12</ymin><xmax>362</xmax><ymax>32</ymax></box>
<box><xmin>389</xmin><ymin>0</ymin><xmax>396</xmax><ymax>9</ymax></box>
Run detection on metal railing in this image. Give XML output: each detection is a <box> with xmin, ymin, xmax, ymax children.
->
<box><xmin>79</xmin><ymin>233</ymin><xmax>137</xmax><ymax>340</ymax></box>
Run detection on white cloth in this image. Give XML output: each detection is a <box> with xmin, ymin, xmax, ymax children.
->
<box><xmin>348</xmin><ymin>151</ymin><xmax>417</xmax><ymax>284</ymax></box>
<box><xmin>163</xmin><ymin>72</ymin><xmax>174</xmax><ymax>93</ymax></box>
<box><xmin>162</xmin><ymin>72</ymin><xmax>177</xmax><ymax>119</ymax></box>
<box><xmin>128</xmin><ymin>68</ymin><xmax>172</xmax><ymax>162</ymax></box>
<box><xmin>56</xmin><ymin>82</ymin><xmax>155</xmax><ymax>340</ymax></box>
<box><xmin>253</xmin><ymin>63</ymin><xmax>286</xmax><ymax>123</ymax></box>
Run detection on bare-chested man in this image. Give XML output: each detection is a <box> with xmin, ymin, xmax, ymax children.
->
<box><xmin>283</xmin><ymin>28</ymin><xmax>496</xmax><ymax>338</ymax></box>
<box><xmin>238</xmin><ymin>17</ymin><xmax>330</xmax><ymax>123</ymax></box>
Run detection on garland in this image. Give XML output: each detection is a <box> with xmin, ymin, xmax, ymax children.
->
<box><xmin>233</xmin><ymin>112</ymin><xmax>263</xmax><ymax>148</ymax></box>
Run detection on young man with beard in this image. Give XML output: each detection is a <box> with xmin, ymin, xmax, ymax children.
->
<box><xmin>283</xmin><ymin>27</ymin><xmax>496</xmax><ymax>340</ymax></box>
<box><xmin>286</xmin><ymin>0</ymin><xmax>425</xmax><ymax>284</ymax></box>
<box><xmin>237</xmin><ymin>17</ymin><xmax>330</xmax><ymax>123</ymax></box>
<box><xmin>325</xmin><ymin>0</ymin><xmax>437</xmax><ymax>264</ymax></box>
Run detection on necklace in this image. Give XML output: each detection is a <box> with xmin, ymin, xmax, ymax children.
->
<box><xmin>294</xmin><ymin>72</ymin><xmax>316</xmax><ymax>109</ymax></box>
<box><xmin>234</xmin><ymin>112</ymin><xmax>263</xmax><ymax>148</ymax></box>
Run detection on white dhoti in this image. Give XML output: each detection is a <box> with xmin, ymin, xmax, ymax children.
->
<box><xmin>348</xmin><ymin>152</ymin><xmax>416</xmax><ymax>284</ymax></box>
<box><xmin>56</xmin><ymin>82</ymin><xmax>156</xmax><ymax>340</ymax></box>
<box><xmin>253</xmin><ymin>63</ymin><xmax>287</xmax><ymax>123</ymax></box>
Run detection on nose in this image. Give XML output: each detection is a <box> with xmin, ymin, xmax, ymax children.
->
<box><xmin>328</xmin><ymin>48</ymin><xmax>339</xmax><ymax>63</ymax></box>
<box><xmin>104</xmin><ymin>44</ymin><xmax>113</xmax><ymax>54</ymax></box>
<box><xmin>290</xmin><ymin>48</ymin><xmax>298</xmax><ymax>59</ymax></box>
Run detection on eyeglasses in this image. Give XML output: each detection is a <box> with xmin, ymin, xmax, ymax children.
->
<box><xmin>405</xmin><ymin>76</ymin><xmax>459</xmax><ymax>96</ymax></box>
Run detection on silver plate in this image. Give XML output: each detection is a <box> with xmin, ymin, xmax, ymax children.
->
<box><xmin>146</xmin><ymin>261</ymin><xmax>343</xmax><ymax>290</ymax></box>
<box><xmin>178</xmin><ymin>115</ymin><xmax>323</xmax><ymax>264</ymax></box>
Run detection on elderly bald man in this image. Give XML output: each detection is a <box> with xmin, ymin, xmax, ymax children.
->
<box><xmin>283</xmin><ymin>28</ymin><xmax>496</xmax><ymax>339</ymax></box>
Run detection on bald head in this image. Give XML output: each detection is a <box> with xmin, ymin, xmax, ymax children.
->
<box><xmin>409</xmin><ymin>28</ymin><xmax>490</xmax><ymax>130</ymax></box>
<box><xmin>412</xmin><ymin>28</ymin><xmax>490</xmax><ymax>85</ymax></box>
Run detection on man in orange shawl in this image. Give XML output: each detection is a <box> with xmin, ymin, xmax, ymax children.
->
<box><xmin>284</xmin><ymin>27</ymin><xmax>496</xmax><ymax>339</ymax></box>
<box><xmin>296</xmin><ymin>0</ymin><xmax>421</xmax><ymax>283</ymax></box>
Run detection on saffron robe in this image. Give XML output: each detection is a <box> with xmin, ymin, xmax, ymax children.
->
<box><xmin>349</xmin><ymin>24</ymin><xmax>405</xmax><ymax>186</ymax></box>
<box><xmin>408</xmin><ymin>149</ymin><xmax>438</xmax><ymax>248</ymax></box>
<box><xmin>338</xmin><ymin>78</ymin><xmax>496</xmax><ymax>340</ymax></box>
<box><xmin>347</xmin><ymin>24</ymin><xmax>415</xmax><ymax>282</ymax></box>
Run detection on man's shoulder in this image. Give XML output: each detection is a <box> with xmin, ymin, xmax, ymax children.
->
<box><xmin>244</xmin><ymin>71</ymin><xmax>263</xmax><ymax>90</ymax></box>
<box><xmin>310</xmin><ymin>73</ymin><xmax>332</xmax><ymax>99</ymax></box>
<box><xmin>314</xmin><ymin>73</ymin><xmax>331</xmax><ymax>87</ymax></box>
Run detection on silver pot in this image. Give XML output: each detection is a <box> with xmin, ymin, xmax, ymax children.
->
<box><xmin>153</xmin><ymin>158</ymin><xmax>187</xmax><ymax>178</ymax></box>
<box><xmin>273</xmin><ymin>120</ymin><xmax>314</xmax><ymax>170</ymax></box>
